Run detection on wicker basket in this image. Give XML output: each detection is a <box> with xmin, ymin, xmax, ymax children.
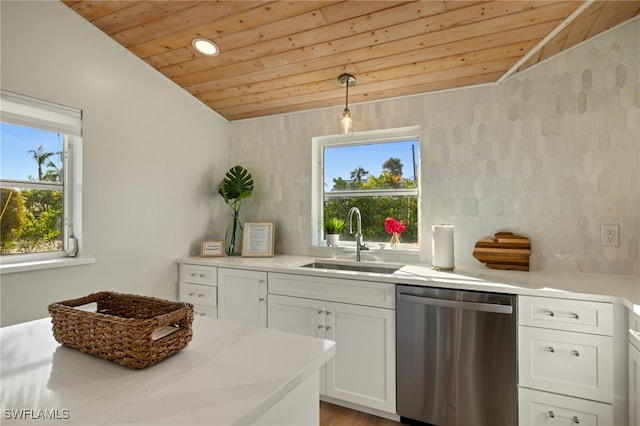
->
<box><xmin>48</xmin><ymin>292</ymin><xmax>194</xmax><ymax>369</ymax></box>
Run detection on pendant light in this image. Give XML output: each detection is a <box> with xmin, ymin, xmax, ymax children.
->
<box><xmin>338</xmin><ymin>73</ymin><xmax>356</xmax><ymax>134</ymax></box>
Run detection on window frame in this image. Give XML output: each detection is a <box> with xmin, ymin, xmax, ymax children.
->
<box><xmin>0</xmin><ymin>90</ymin><xmax>84</xmax><ymax>269</ymax></box>
<box><xmin>311</xmin><ymin>125</ymin><xmax>421</xmax><ymax>247</ymax></box>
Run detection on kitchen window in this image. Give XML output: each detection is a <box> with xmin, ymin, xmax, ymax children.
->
<box><xmin>0</xmin><ymin>90</ymin><xmax>83</xmax><ymax>269</ymax></box>
<box><xmin>311</xmin><ymin>126</ymin><xmax>420</xmax><ymax>248</ymax></box>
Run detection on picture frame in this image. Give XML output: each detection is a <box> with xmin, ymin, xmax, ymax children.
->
<box><xmin>200</xmin><ymin>240</ymin><xmax>225</xmax><ymax>257</ymax></box>
<box><xmin>242</xmin><ymin>222</ymin><xmax>275</xmax><ymax>257</ymax></box>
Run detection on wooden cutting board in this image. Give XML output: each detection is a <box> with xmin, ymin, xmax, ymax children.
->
<box><xmin>472</xmin><ymin>232</ymin><xmax>531</xmax><ymax>271</ymax></box>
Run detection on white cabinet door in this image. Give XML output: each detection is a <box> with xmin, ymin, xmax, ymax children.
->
<box><xmin>217</xmin><ymin>268</ymin><xmax>267</xmax><ymax>327</ymax></box>
<box><xmin>325</xmin><ymin>301</ymin><xmax>396</xmax><ymax>414</ymax></box>
<box><xmin>631</xmin><ymin>342</ymin><xmax>640</xmax><ymax>426</ymax></box>
<box><xmin>267</xmin><ymin>295</ymin><xmax>396</xmax><ymax>414</ymax></box>
<box><xmin>268</xmin><ymin>294</ymin><xmax>325</xmax><ymax>338</ymax></box>
<box><xmin>268</xmin><ymin>294</ymin><xmax>328</xmax><ymax>393</ymax></box>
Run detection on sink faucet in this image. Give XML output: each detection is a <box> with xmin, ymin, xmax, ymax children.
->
<box><xmin>348</xmin><ymin>207</ymin><xmax>369</xmax><ymax>261</ymax></box>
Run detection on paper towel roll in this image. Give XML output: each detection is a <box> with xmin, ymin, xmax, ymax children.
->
<box><xmin>432</xmin><ymin>225</ymin><xmax>454</xmax><ymax>270</ymax></box>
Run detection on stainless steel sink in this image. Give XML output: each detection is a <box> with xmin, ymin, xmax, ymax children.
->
<box><xmin>299</xmin><ymin>260</ymin><xmax>402</xmax><ymax>275</ymax></box>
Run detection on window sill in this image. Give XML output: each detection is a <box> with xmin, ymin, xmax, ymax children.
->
<box><xmin>0</xmin><ymin>256</ymin><xmax>95</xmax><ymax>275</ymax></box>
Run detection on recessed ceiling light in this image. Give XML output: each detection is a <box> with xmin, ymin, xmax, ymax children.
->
<box><xmin>192</xmin><ymin>38</ymin><xmax>219</xmax><ymax>56</ymax></box>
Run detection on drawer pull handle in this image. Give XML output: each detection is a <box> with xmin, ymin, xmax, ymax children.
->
<box><xmin>259</xmin><ymin>297</ymin><xmax>265</xmax><ymax>302</ymax></box>
<box><xmin>318</xmin><ymin>325</ymin><xmax>324</xmax><ymax>330</ymax></box>
<box><xmin>318</xmin><ymin>310</ymin><xmax>324</xmax><ymax>314</ymax></box>
<box><xmin>571</xmin><ymin>349</ymin><xmax>580</xmax><ymax>357</ymax></box>
<box><xmin>188</xmin><ymin>292</ymin><xmax>205</xmax><ymax>298</ymax></box>
<box><xmin>545</xmin><ymin>346</ymin><xmax>555</xmax><ymax>353</ymax></box>
<box><xmin>544</xmin><ymin>310</ymin><xmax>580</xmax><ymax>320</ymax></box>
<box><xmin>325</xmin><ymin>326</ymin><xmax>332</xmax><ymax>331</ymax></box>
<box><xmin>547</xmin><ymin>411</ymin><xmax>580</xmax><ymax>424</ymax></box>
<box><xmin>200</xmin><ymin>274</ymin><xmax>206</xmax><ymax>278</ymax></box>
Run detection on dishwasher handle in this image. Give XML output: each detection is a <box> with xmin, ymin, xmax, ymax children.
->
<box><xmin>398</xmin><ymin>293</ymin><xmax>513</xmax><ymax>314</ymax></box>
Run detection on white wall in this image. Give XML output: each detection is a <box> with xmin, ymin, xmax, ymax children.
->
<box><xmin>230</xmin><ymin>18</ymin><xmax>639</xmax><ymax>277</ymax></box>
<box><xmin>1</xmin><ymin>1</ymin><xmax>231</xmax><ymax>326</ymax></box>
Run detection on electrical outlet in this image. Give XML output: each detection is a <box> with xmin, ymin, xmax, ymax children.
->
<box><xmin>601</xmin><ymin>225</ymin><xmax>619</xmax><ymax>247</ymax></box>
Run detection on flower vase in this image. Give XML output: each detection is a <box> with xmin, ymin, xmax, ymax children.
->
<box><xmin>225</xmin><ymin>211</ymin><xmax>243</xmax><ymax>256</ymax></box>
<box><xmin>390</xmin><ymin>232</ymin><xmax>400</xmax><ymax>249</ymax></box>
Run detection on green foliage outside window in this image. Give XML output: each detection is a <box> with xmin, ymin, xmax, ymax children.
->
<box><xmin>324</xmin><ymin>196</ymin><xmax>418</xmax><ymax>243</ymax></box>
<box><xmin>1</xmin><ymin>142</ymin><xmax>63</xmax><ymax>255</ymax></box>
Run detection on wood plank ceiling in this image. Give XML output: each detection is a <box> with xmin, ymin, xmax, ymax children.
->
<box><xmin>63</xmin><ymin>1</ymin><xmax>640</xmax><ymax>121</ymax></box>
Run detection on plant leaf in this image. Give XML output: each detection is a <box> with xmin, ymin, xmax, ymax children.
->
<box><xmin>218</xmin><ymin>165</ymin><xmax>254</xmax><ymax>210</ymax></box>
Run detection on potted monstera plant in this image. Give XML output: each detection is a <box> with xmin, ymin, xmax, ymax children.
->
<box><xmin>218</xmin><ymin>165</ymin><xmax>254</xmax><ymax>256</ymax></box>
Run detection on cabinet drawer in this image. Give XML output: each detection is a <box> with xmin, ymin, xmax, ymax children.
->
<box><xmin>180</xmin><ymin>264</ymin><xmax>217</xmax><ymax>285</ymax></box>
<box><xmin>519</xmin><ymin>296</ymin><xmax>613</xmax><ymax>335</ymax></box>
<box><xmin>519</xmin><ymin>387</ymin><xmax>613</xmax><ymax>426</ymax></box>
<box><xmin>519</xmin><ymin>326</ymin><xmax>613</xmax><ymax>403</ymax></box>
<box><xmin>192</xmin><ymin>304</ymin><xmax>217</xmax><ymax>318</ymax></box>
<box><xmin>180</xmin><ymin>283</ymin><xmax>217</xmax><ymax>307</ymax></box>
<box><xmin>268</xmin><ymin>273</ymin><xmax>395</xmax><ymax>309</ymax></box>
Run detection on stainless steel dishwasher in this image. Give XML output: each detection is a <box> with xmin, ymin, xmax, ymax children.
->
<box><xmin>396</xmin><ymin>285</ymin><xmax>517</xmax><ymax>426</ymax></box>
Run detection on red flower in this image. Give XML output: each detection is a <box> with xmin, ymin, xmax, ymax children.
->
<box><xmin>384</xmin><ymin>217</ymin><xmax>406</xmax><ymax>234</ymax></box>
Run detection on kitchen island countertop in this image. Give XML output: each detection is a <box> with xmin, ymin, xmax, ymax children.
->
<box><xmin>0</xmin><ymin>316</ymin><xmax>335</xmax><ymax>425</ymax></box>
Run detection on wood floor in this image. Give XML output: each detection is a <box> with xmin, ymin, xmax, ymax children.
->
<box><xmin>320</xmin><ymin>402</ymin><xmax>403</xmax><ymax>426</ymax></box>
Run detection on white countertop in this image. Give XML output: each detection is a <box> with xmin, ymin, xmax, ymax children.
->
<box><xmin>0</xmin><ymin>316</ymin><xmax>335</xmax><ymax>425</ymax></box>
<box><xmin>177</xmin><ymin>255</ymin><xmax>640</xmax><ymax>308</ymax></box>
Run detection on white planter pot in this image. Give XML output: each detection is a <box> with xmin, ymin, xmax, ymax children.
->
<box><xmin>326</xmin><ymin>234</ymin><xmax>340</xmax><ymax>247</ymax></box>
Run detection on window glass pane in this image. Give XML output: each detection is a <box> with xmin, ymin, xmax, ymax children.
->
<box><xmin>324</xmin><ymin>140</ymin><xmax>418</xmax><ymax>191</ymax></box>
<box><xmin>322</xmin><ymin>138</ymin><xmax>419</xmax><ymax>245</ymax></box>
<box><xmin>1</xmin><ymin>123</ymin><xmax>64</xmax><ymax>256</ymax></box>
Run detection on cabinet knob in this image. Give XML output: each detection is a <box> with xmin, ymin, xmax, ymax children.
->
<box><xmin>318</xmin><ymin>325</ymin><xmax>324</xmax><ymax>330</ymax></box>
<box><xmin>571</xmin><ymin>349</ymin><xmax>580</xmax><ymax>357</ymax></box>
<box><xmin>200</xmin><ymin>274</ymin><xmax>206</xmax><ymax>278</ymax></box>
<box><xmin>545</xmin><ymin>346</ymin><xmax>555</xmax><ymax>353</ymax></box>
<box><xmin>570</xmin><ymin>312</ymin><xmax>580</xmax><ymax>319</ymax></box>
<box><xmin>325</xmin><ymin>326</ymin><xmax>332</xmax><ymax>331</ymax></box>
<box><xmin>318</xmin><ymin>310</ymin><xmax>324</xmax><ymax>314</ymax></box>
<box><xmin>544</xmin><ymin>310</ymin><xmax>555</xmax><ymax>317</ymax></box>
<box><xmin>259</xmin><ymin>297</ymin><xmax>265</xmax><ymax>302</ymax></box>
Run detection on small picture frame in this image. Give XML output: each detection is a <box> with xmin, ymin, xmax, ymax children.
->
<box><xmin>200</xmin><ymin>240</ymin><xmax>224</xmax><ymax>257</ymax></box>
<box><xmin>242</xmin><ymin>222</ymin><xmax>274</xmax><ymax>257</ymax></box>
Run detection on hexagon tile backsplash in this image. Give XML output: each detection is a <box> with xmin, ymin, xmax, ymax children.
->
<box><xmin>231</xmin><ymin>18</ymin><xmax>639</xmax><ymax>276</ymax></box>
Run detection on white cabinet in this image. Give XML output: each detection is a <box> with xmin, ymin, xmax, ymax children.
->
<box><xmin>218</xmin><ymin>268</ymin><xmax>267</xmax><ymax>327</ymax></box>
<box><xmin>631</xmin><ymin>343</ymin><xmax>640</xmax><ymax>426</ymax></box>
<box><xmin>268</xmin><ymin>273</ymin><xmax>396</xmax><ymax>415</ymax></box>
<box><xmin>518</xmin><ymin>296</ymin><xmax>616</xmax><ymax>426</ymax></box>
<box><xmin>179</xmin><ymin>264</ymin><xmax>217</xmax><ymax>318</ymax></box>
<box><xmin>519</xmin><ymin>388</ymin><xmax>613</xmax><ymax>426</ymax></box>
<box><xmin>630</xmin><ymin>309</ymin><xmax>640</xmax><ymax>426</ymax></box>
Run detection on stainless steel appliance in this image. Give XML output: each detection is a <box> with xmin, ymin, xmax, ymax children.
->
<box><xmin>396</xmin><ymin>285</ymin><xmax>517</xmax><ymax>426</ymax></box>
